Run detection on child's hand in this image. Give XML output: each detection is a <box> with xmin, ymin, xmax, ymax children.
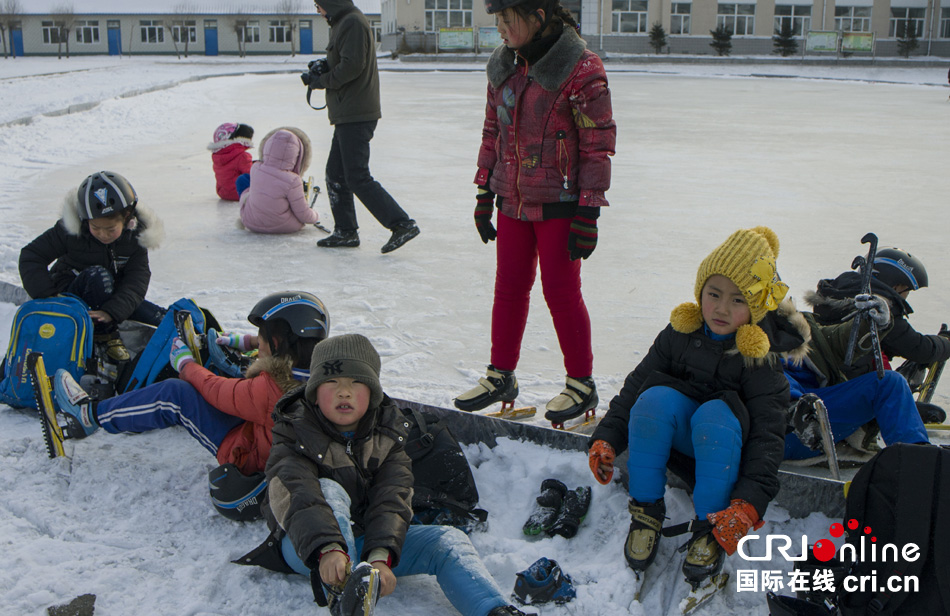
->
<box><xmin>372</xmin><ymin>562</ymin><xmax>397</xmax><ymax>597</ymax></box>
<box><xmin>588</xmin><ymin>440</ymin><xmax>616</xmax><ymax>485</ymax></box>
<box><xmin>89</xmin><ymin>310</ymin><xmax>113</xmax><ymax>324</ymax></box>
<box><xmin>319</xmin><ymin>550</ymin><xmax>350</xmax><ymax>587</ymax></box>
<box><xmin>169</xmin><ymin>337</ymin><xmax>195</xmax><ymax>372</ymax></box>
<box><xmin>706</xmin><ymin>499</ymin><xmax>764</xmax><ymax>555</ymax></box>
<box><xmin>854</xmin><ymin>293</ymin><xmax>891</xmax><ymax>327</ymax></box>
<box><xmin>215</xmin><ymin>332</ymin><xmax>256</xmax><ymax>352</ymax></box>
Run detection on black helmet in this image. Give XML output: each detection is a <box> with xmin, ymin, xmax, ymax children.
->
<box><xmin>873</xmin><ymin>247</ymin><xmax>928</xmax><ymax>290</ymax></box>
<box><xmin>76</xmin><ymin>171</ymin><xmax>138</xmax><ymax>220</ymax></box>
<box><xmin>247</xmin><ymin>291</ymin><xmax>329</xmax><ymax>340</ymax></box>
<box><xmin>208</xmin><ymin>463</ymin><xmax>266</xmax><ymax>522</ymax></box>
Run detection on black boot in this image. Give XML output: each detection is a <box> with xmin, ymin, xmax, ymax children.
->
<box><xmin>454</xmin><ymin>365</ymin><xmax>518</xmax><ymax>412</ymax></box>
<box><xmin>522</xmin><ymin>478</ymin><xmax>567</xmax><ymax>536</ymax></box>
<box><xmin>317</xmin><ymin>229</ymin><xmax>360</xmax><ymax>248</ymax></box>
<box><xmin>681</xmin><ymin>528</ymin><xmax>724</xmax><ymax>589</ymax></box>
<box><xmin>787</xmin><ymin>393</ymin><xmax>826</xmax><ymax>451</ymax></box>
<box><xmin>380</xmin><ymin>220</ymin><xmax>420</xmax><ymax>253</ymax></box>
<box><xmin>917</xmin><ymin>401</ymin><xmax>947</xmax><ymax>424</ymax></box>
<box><xmin>624</xmin><ymin>498</ymin><xmax>665</xmax><ymax>572</ymax></box>
<box><xmin>544</xmin><ymin>376</ymin><xmax>598</xmax><ymax>423</ymax></box>
<box><xmin>547</xmin><ymin>486</ymin><xmax>592</xmax><ymax>538</ymax></box>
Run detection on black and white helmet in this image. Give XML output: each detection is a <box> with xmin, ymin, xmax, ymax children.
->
<box><xmin>247</xmin><ymin>291</ymin><xmax>329</xmax><ymax>340</ymax></box>
<box><xmin>76</xmin><ymin>171</ymin><xmax>138</xmax><ymax>220</ymax></box>
<box><xmin>873</xmin><ymin>247</ymin><xmax>928</xmax><ymax>290</ymax></box>
<box><xmin>208</xmin><ymin>463</ymin><xmax>266</xmax><ymax>522</ymax></box>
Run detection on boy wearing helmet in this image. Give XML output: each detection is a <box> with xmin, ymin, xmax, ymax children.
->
<box><xmin>50</xmin><ymin>291</ymin><xmax>329</xmax><ymax>520</ymax></box>
<box><xmin>19</xmin><ymin>171</ymin><xmax>166</xmax><ymax>362</ymax></box>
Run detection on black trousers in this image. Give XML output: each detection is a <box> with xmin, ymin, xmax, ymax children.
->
<box><xmin>324</xmin><ymin>120</ymin><xmax>410</xmax><ymax>232</ymax></box>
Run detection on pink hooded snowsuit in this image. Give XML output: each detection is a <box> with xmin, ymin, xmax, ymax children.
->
<box><xmin>239</xmin><ymin>127</ymin><xmax>319</xmax><ymax>234</ymax></box>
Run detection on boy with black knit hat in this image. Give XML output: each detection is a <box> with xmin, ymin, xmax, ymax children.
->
<box><xmin>588</xmin><ymin>227</ymin><xmax>809</xmax><ymax>592</ymax></box>
<box><xmin>240</xmin><ymin>333</ymin><xmax>532</xmax><ymax>616</ymax></box>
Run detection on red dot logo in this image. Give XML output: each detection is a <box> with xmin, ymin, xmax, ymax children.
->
<box><xmin>864</xmin><ymin>526</ymin><xmax>872</xmax><ymax>534</ymax></box>
<box><xmin>829</xmin><ymin>523</ymin><xmax>844</xmax><ymax>538</ymax></box>
<box><xmin>812</xmin><ymin>539</ymin><xmax>837</xmax><ymax>562</ymax></box>
<box><xmin>848</xmin><ymin>518</ymin><xmax>859</xmax><ymax>530</ymax></box>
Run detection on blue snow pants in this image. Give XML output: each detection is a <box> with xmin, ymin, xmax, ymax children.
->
<box><xmin>784</xmin><ymin>370</ymin><xmax>929</xmax><ymax>460</ymax></box>
<box><xmin>627</xmin><ymin>386</ymin><xmax>743</xmax><ymax>517</ymax></box>
<box><xmin>281</xmin><ymin>479</ymin><xmax>507</xmax><ymax>616</ymax></box>
<box><xmin>96</xmin><ymin>378</ymin><xmax>243</xmax><ymax>456</ymax></box>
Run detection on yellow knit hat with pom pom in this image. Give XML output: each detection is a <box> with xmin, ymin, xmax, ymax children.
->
<box><xmin>670</xmin><ymin>226</ymin><xmax>789</xmax><ymax>359</ymax></box>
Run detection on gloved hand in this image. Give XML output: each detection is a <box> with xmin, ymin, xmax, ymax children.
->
<box><xmin>855</xmin><ymin>293</ymin><xmax>890</xmax><ymax>327</ymax></box>
<box><xmin>567</xmin><ymin>206</ymin><xmax>599</xmax><ymax>261</ymax></box>
<box><xmin>588</xmin><ymin>439</ymin><xmax>616</xmax><ymax>485</ymax></box>
<box><xmin>216</xmin><ymin>332</ymin><xmax>255</xmax><ymax>352</ymax></box>
<box><xmin>169</xmin><ymin>337</ymin><xmax>196</xmax><ymax>372</ymax></box>
<box><xmin>474</xmin><ymin>186</ymin><xmax>496</xmax><ymax>243</ymax></box>
<box><xmin>706</xmin><ymin>499</ymin><xmax>764</xmax><ymax>555</ymax></box>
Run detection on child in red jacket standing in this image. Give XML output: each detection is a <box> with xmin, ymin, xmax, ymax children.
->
<box><xmin>209</xmin><ymin>122</ymin><xmax>254</xmax><ymax>201</ymax></box>
<box><xmin>455</xmin><ymin>0</ymin><xmax>615</xmax><ymax>426</ymax></box>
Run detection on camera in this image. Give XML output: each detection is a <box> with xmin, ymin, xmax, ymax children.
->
<box><xmin>300</xmin><ymin>59</ymin><xmax>329</xmax><ymax>87</ymax></box>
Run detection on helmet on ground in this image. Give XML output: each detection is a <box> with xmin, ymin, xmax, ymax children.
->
<box><xmin>872</xmin><ymin>247</ymin><xmax>928</xmax><ymax>290</ymax></box>
<box><xmin>208</xmin><ymin>463</ymin><xmax>267</xmax><ymax>522</ymax></box>
<box><xmin>77</xmin><ymin>171</ymin><xmax>138</xmax><ymax>220</ymax></box>
<box><xmin>247</xmin><ymin>291</ymin><xmax>329</xmax><ymax>340</ymax></box>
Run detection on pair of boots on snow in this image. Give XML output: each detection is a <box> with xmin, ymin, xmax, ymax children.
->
<box><xmin>454</xmin><ymin>365</ymin><xmax>598</xmax><ymax>423</ymax></box>
<box><xmin>624</xmin><ymin>498</ymin><xmax>724</xmax><ymax>589</ymax></box>
<box><xmin>522</xmin><ymin>479</ymin><xmax>592</xmax><ymax>539</ymax></box>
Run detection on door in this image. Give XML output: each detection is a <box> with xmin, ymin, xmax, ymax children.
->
<box><xmin>11</xmin><ymin>28</ymin><xmax>23</xmax><ymax>57</ymax></box>
<box><xmin>204</xmin><ymin>21</ymin><xmax>218</xmax><ymax>56</ymax></box>
<box><xmin>107</xmin><ymin>22</ymin><xmax>121</xmax><ymax>55</ymax></box>
<box><xmin>299</xmin><ymin>20</ymin><xmax>313</xmax><ymax>55</ymax></box>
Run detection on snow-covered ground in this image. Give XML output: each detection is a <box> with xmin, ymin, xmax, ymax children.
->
<box><xmin>1</xmin><ymin>55</ymin><xmax>948</xmax><ymax>615</ymax></box>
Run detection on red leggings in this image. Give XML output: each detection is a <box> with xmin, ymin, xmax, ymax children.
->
<box><xmin>491</xmin><ymin>214</ymin><xmax>593</xmax><ymax>377</ymax></box>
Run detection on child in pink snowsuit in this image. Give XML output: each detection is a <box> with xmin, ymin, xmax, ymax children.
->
<box><xmin>209</xmin><ymin>123</ymin><xmax>254</xmax><ymax>201</ymax></box>
<box><xmin>239</xmin><ymin>127</ymin><xmax>320</xmax><ymax>234</ymax></box>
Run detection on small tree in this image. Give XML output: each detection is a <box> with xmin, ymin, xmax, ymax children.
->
<box><xmin>896</xmin><ymin>19</ymin><xmax>919</xmax><ymax>58</ymax></box>
<box><xmin>772</xmin><ymin>22</ymin><xmax>798</xmax><ymax>57</ymax></box>
<box><xmin>276</xmin><ymin>0</ymin><xmax>302</xmax><ymax>57</ymax></box>
<box><xmin>0</xmin><ymin>0</ymin><xmax>23</xmax><ymax>58</ymax></box>
<box><xmin>710</xmin><ymin>24</ymin><xmax>732</xmax><ymax>56</ymax></box>
<box><xmin>648</xmin><ymin>22</ymin><xmax>667</xmax><ymax>54</ymax></box>
<box><xmin>233</xmin><ymin>12</ymin><xmax>248</xmax><ymax>58</ymax></box>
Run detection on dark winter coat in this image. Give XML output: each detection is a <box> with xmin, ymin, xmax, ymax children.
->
<box><xmin>18</xmin><ymin>199</ymin><xmax>164</xmax><ymax>323</ymax></box>
<box><xmin>315</xmin><ymin>0</ymin><xmax>381</xmax><ymax>126</ymax></box>
<box><xmin>477</xmin><ymin>26</ymin><xmax>615</xmax><ymax>221</ymax></box>
<box><xmin>208</xmin><ymin>138</ymin><xmax>253</xmax><ymax>201</ymax></box>
<box><xmin>797</xmin><ymin>310</ymin><xmax>894</xmax><ymax>388</ymax></box>
<box><xmin>805</xmin><ymin>271</ymin><xmax>950</xmax><ymax>379</ymax></box>
<box><xmin>589</xmin><ymin>299</ymin><xmax>809</xmax><ymax>517</ymax></box>
<box><xmin>260</xmin><ymin>388</ymin><xmax>413</xmax><ymax>569</ymax></box>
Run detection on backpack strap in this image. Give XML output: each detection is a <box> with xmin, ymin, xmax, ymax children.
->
<box><xmin>403</xmin><ymin>408</ymin><xmax>436</xmax><ymax>457</ymax></box>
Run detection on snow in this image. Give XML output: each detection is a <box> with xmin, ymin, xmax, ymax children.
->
<box><xmin>1</xmin><ymin>54</ymin><xmax>949</xmax><ymax>615</ymax></box>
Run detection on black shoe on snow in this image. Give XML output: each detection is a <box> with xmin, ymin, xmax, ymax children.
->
<box><xmin>318</xmin><ymin>229</ymin><xmax>360</xmax><ymax>248</ymax></box>
<box><xmin>544</xmin><ymin>376</ymin><xmax>597</xmax><ymax>423</ymax></box>
<box><xmin>682</xmin><ymin>529</ymin><xmax>724</xmax><ymax>589</ymax></box>
<box><xmin>624</xmin><ymin>498</ymin><xmax>665</xmax><ymax>572</ymax></box>
<box><xmin>512</xmin><ymin>557</ymin><xmax>577</xmax><ymax>605</ymax></box>
<box><xmin>380</xmin><ymin>220</ymin><xmax>420</xmax><ymax>254</ymax></box>
<box><xmin>522</xmin><ymin>478</ymin><xmax>567</xmax><ymax>536</ymax></box>
<box><xmin>548</xmin><ymin>486</ymin><xmax>592</xmax><ymax>539</ymax></box>
<box><xmin>329</xmin><ymin>561</ymin><xmax>380</xmax><ymax>616</ymax></box>
<box><xmin>488</xmin><ymin>606</ymin><xmax>536</xmax><ymax>616</ymax></box>
<box><xmin>917</xmin><ymin>401</ymin><xmax>947</xmax><ymax>424</ymax></box>
<box><xmin>454</xmin><ymin>365</ymin><xmax>518</xmax><ymax>412</ymax></box>
<box><xmin>788</xmin><ymin>393</ymin><xmax>826</xmax><ymax>451</ymax></box>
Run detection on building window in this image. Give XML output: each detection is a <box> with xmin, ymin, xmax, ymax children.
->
<box><xmin>612</xmin><ymin>0</ymin><xmax>648</xmax><ymax>33</ymax></box>
<box><xmin>941</xmin><ymin>7</ymin><xmax>950</xmax><ymax>38</ymax></box>
<box><xmin>670</xmin><ymin>3</ymin><xmax>691</xmax><ymax>34</ymax></box>
<box><xmin>173</xmin><ymin>21</ymin><xmax>197</xmax><ymax>43</ymax></box>
<box><xmin>835</xmin><ymin>5</ymin><xmax>871</xmax><ymax>32</ymax></box>
<box><xmin>42</xmin><ymin>21</ymin><xmax>63</xmax><ymax>45</ymax></box>
<box><xmin>717</xmin><ymin>4</ymin><xmax>755</xmax><ymax>36</ymax></box>
<box><xmin>205</xmin><ymin>19</ymin><xmax>217</xmax><ymax>29</ymax></box>
<box><xmin>425</xmin><ymin>0</ymin><xmax>473</xmax><ymax>32</ymax></box>
<box><xmin>889</xmin><ymin>7</ymin><xmax>924</xmax><ymax>37</ymax></box>
<box><xmin>243</xmin><ymin>21</ymin><xmax>261</xmax><ymax>43</ymax></box>
<box><xmin>75</xmin><ymin>20</ymin><xmax>100</xmax><ymax>44</ymax></box>
<box><xmin>774</xmin><ymin>5</ymin><xmax>810</xmax><ymax>35</ymax></box>
<box><xmin>269</xmin><ymin>20</ymin><xmax>291</xmax><ymax>43</ymax></box>
<box><xmin>140</xmin><ymin>20</ymin><xmax>165</xmax><ymax>44</ymax></box>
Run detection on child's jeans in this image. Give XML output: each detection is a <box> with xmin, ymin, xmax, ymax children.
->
<box><xmin>627</xmin><ymin>386</ymin><xmax>742</xmax><ymax>517</ymax></box>
<box><xmin>784</xmin><ymin>370</ymin><xmax>928</xmax><ymax>459</ymax></box>
<box><xmin>67</xmin><ymin>265</ymin><xmax>166</xmax><ymax>329</ymax></box>
<box><xmin>281</xmin><ymin>479</ymin><xmax>507</xmax><ymax>616</ymax></box>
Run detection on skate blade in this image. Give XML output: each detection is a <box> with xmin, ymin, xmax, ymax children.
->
<box><xmin>926</xmin><ymin>423</ymin><xmax>950</xmax><ymax>430</ymax></box>
<box><xmin>173</xmin><ymin>311</ymin><xmax>204</xmax><ymax>356</ymax></box>
<box><xmin>551</xmin><ymin>408</ymin><xmax>599</xmax><ymax>433</ymax></box>
<box><xmin>484</xmin><ymin>402</ymin><xmax>536</xmax><ymax>420</ymax></box>
<box><xmin>27</xmin><ymin>353</ymin><xmax>67</xmax><ymax>459</ymax></box>
<box><xmin>362</xmin><ymin>567</ymin><xmax>379</xmax><ymax>616</ymax></box>
<box><xmin>680</xmin><ymin>573</ymin><xmax>729</xmax><ymax>615</ymax></box>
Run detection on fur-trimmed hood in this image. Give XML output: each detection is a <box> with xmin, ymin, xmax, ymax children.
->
<box><xmin>207</xmin><ymin>136</ymin><xmax>253</xmax><ymax>153</ymax></box>
<box><xmin>246</xmin><ymin>354</ymin><xmax>302</xmax><ymax>394</ymax></box>
<box><xmin>258</xmin><ymin>126</ymin><xmax>311</xmax><ymax>175</ymax></box>
<box><xmin>804</xmin><ymin>271</ymin><xmax>912</xmax><ymax>321</ymax></box>
<box><xmin>486</xmin><ymin>25</ymin><xmax>587</xmax><ymax>91</ymax></box>
<box><xmin>59</xmin><ymin>192</ymin><xmax>164</xmax><ymax>250</ymax></box>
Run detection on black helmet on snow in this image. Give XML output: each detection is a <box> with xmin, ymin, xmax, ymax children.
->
<box><xmin>76</xmin><ymin>171</ymin><xmax>138</xmax><ymax>220</ymax></box>
<box><xmin>247</xmin><ymin>291</ymin><xmax>329</xmax><ymax>340</ymax></box>
<box><xmin>872</xmin><ymin>247</ymin><xmax>928</xmax><ymax>290</ymax></box>
<box><xmin>208</xmin><ymin>463</ymin><xmax>266</xmax><ymax>522</ymax></box>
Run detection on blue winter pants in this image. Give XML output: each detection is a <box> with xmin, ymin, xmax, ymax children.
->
<box><xmin>784</xmin><ymin>370</ymin><xmax>929</xmax><ymax>460</ymax></box>
<box><xmin>67</xmin><ymin>265</ymin><xmax>166</xmax><ymax>329</ymax></box>
<box><xmin>281</xmin><ymin>480</ymin><xmax>507</xmax><ymax>616</ymax></box>
<box><xmin>96</xmin><ymin>379</ymin><xmax>243</xmax><ymax>456</ymax></box>
<box><xmin>627</xmin><ymin>386</ymin><xmax>743</xmax><ymax>517</ymax></box>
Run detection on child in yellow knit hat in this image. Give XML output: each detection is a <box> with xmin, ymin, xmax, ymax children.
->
<box><xmin>587</xmin><ymin>226</ymin><xmax>809</xmax><ymax>593</ymax></box>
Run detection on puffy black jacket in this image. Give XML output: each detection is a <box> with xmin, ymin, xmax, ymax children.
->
<box><xmin>18</xmin><ymin>199</ymin><xmax>163</xmax><ymax>323</ymax></box>
<box><xmin>316</xmin><ymin>0</ymin><xmax>381</xmax><ymax>125</ymax></box>
<box><xmin>590</xmin><ymin>300</ymin><xmax>809</xmax><ymax>518</ymax></box>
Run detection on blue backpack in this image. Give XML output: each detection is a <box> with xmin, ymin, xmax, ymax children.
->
<box><xmin>0</xmin><ymin>295</ymin><xmax>93</xmax><ymax>410</ymax></box>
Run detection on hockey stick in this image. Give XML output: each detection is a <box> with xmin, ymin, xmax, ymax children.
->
<box><xmin>843</xmin><ymin>233</ymin><xmax>885</xmax><ymax>379</ymax></box>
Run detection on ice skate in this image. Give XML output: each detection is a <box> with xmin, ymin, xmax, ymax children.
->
<box><xmin>328</xmin><ymin>561</ymin><xmax>380</xmax><ymax>616</ymax></box>
<box><xmin>454</xmin><ymin>365</ymin><xmax>519</xmax><ymax>412</ymax></box>
<box><xmin>545</xmin><ymin>376</ymin><xmax>598</xmax><ymax>426</ymax></box>
<box><xmin>624</xmin><ymin>498</ymin><xmax>665</xmax><ymax>573</ymax></box>
<box><xmin>52</xmin><ymin>369</ymin><xmax>99</xmax><ymax>439</ymax></box>
<box><xmin>679</xmin><ymin>529</ymin><xmax>729</xmax><ymax>615</ymax></box>
<box><xmin>94</xmin><ymin>331</ymin><xmax>129</xmax><ymax>363</ymax></box>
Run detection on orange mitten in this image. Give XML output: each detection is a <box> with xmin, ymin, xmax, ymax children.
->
<box><xmin>706</xmin><ymin>499</ymin><xmax>765</xmax><ymax>555</ymax></box>
<box><xmin>588</xmin><ymin>440</ymin><xmax>616</xmax><ymax>485</ymax></box>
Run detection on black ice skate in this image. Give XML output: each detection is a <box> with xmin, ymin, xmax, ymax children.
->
<box><xmin>327</xmin><ymin>561</ymin><xmax>380</xmax><ymax>616</ymax></box>
<box><xmin>624</xmin><ymin>498</ymin><xmax>666</xmax><ymax>573</ymax></box>
<box><xmin>544</xmin><ymin>377</ymin><xmax>598</xmax><ymax>426</ymax></box>
<box><xmin>681</xmin><ymin>528</ymin><xmax>725</xmax><ymax>590</ymax></box>
<box><xmin>788</xmin><ymin>393</ymin><xmax>840</xmax><ymax>480</ymax></box>
<box><xmin>454</xmin><ymin>365</ymin><xmax>519</xmax><ymax>412</ymax></box>
<box><xmin>522</xmin><ymin>478</ymin><xmax>567</xmax><ymax>536</ymax></box>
